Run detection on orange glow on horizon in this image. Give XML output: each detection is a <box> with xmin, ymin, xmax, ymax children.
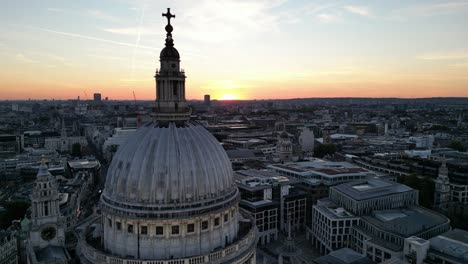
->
<box><xmin>219</xmin><ymin>94</ymin><xmax>237</xmax><ymax>100</ymax></box>
<box><xmin>2</xmin><ymin>1</ymin><xmax>468</xmax><ymax>100</ymax></box>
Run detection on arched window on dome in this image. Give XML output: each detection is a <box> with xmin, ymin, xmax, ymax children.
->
<box><xmin>187</xmin><ymin>223</ymin><xmax>195</xmax><ymax>233</ymax></box>
<box><xmin>171</xmin><ymin>225</ymin><xmax>179</xmax><ymax>235</ymax></box>
<box><xmin>141</xmin><ymin>226</ymin><xmax>148</xmax><ymax>235</ymax></box>
<box><xmin>156</xmin><ymin>226</ymin><xmax>164</xmax><ymax>236</ymax></box>
<box><xmin>201</xmin><ymin>221</ymin><xmax>208</xmax><ymax>230</ymax></box>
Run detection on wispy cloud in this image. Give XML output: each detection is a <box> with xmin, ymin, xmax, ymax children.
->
<box><xmin>390</xmin><ymin>1</ymin><xmax>468</xmax><ymax>20</ymax></box>
<box><xmin>277</xmin><ymin>2</ymin><xmax>341</xmax><ymax>24</ymax></box>
<box><xmin>303</xmin><ymin>2</ymin><xmax>341</xmax><ymax>15</ymax></box>
<box><xmin>116</xmin><ymin>0</ymin><xmax>289</xmax><ymax>43</ymax></box>
<box><xmin>418</xmin><ymin>51</ymin><xmax>468</xmax><ymax>60</ymax></box>
<box><xmin>87</xmin><ymin>10</ymin><xmax>122</xmax><ymax>23</ymax></box>
<box><xmin>316</xmin><ymin>13</ymin><xmax>341</xmax><ymax>23</ymax></box>
<box><xmin>130</xmin><ymin>5</ymin><xmax>147</xmax><ymax>79</ymax></box>
<box><xmin>16</xmin><ymin>53</ymin><xmax>37</xmax><ymax>64</ymax></box>
<box><xmin>280</xmin><ymin>2</ymin><xmax>344</xmax><ymax>24</ymax></box>
<box><xmin>181</xmin><ymin>0</ymin><xmax>286</xmax><ymax>39</ymax></box>
<box><xmin>433</xmin><ymin>1</ymin><xmax>468</xmax><ymax>8</ymax></box>
<box><xmin>103</xmin><ymin>27</ymin><xmax>160</xmax><ymax>36</ymax></box>
<box><xmin>345</xmin><ymin>6</ymin><xmax>371</xmax><ymax>17</ymax></box>
<box><xmin>32</xmin><ymin>27</ymin><xmax>157</xmax><ymax>51</ymax></box>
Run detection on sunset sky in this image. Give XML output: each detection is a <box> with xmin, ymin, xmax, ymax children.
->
<box><xmin>1</xmin><ymin>0</ymin><xmax>468</xmax><ymax>100</ymax></box>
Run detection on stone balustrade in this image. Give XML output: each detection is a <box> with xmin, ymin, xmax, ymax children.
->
<box><xmin>80</xmin><ymin>224</ymin><xmax>257</xmax><ymax>264</ymax></box>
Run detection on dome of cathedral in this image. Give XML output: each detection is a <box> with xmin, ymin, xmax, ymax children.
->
<box><xmin>80</xmin><ymin>9</ymin><xmax>257</xmax><ymax>264</ymax></box>
<box><xmin>102</xmin><ymin>121</ymin><xmax>235</xmax><ymax>207</ymax></box>
<box><xmin>279</xmin><ymin>131</ymin><xmax>289</xmax><ymax>138</ymax></box>
<box><xmin>160</xmin><ymin>46</ymin><xmax>180</xmax><ymax>60</ymax></box>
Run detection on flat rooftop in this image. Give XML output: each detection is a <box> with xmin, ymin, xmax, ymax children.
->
<box><xmin>35</xmin><ymin>245</ymin><xmax>70</xmax><ymax>262</ymax></box>
<box><xmin>332</xmin><ymin>179</ymin><xmax>414</xmax><ymax>201</ymax></box>
<box><xmin>240</xmin><ymin>199</ymin><xmax>275</xmax><ymax>207</ymax></box>
<box><xmin>315</xmin><ymin>203</ymin><xmax>358</xmax><ymax>220</ymax></box>
<box><xmin>362</xmin><ymin>206</ymin><xmax>448</xmax><ymax>237</ymax></box>
<box><xmin>226</xmin><ymin>149</ymin><xmax>263</xmax><ymax>159</ymax></box>
<box><xmin>268</xmin><ymin>161</ymin><xmax>372</xmax><ymax>177</ymax></box>
<box><xmin>315</xmin><ymin>248</ymin><xmax>374</xmax><ymax>264</ymax></box>
<box><xmin>68</xmin><ymin>159</ymin><xmax>100</xmax><ymax>169</ymax></box>
<box><xmin>429</xmin><ymin>229</ymin><xmax>468</xmax><ymax>262</ymax></box>
<box><xmin>235</xmin><ymin>169</ymin><xmax>299</xmax><ymax>191</ymax></box>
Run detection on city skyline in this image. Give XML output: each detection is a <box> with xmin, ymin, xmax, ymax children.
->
<box><xmin>2</xmin><ymin>0</ymin><xmax>468</xmax><ymax>100</ymax></box>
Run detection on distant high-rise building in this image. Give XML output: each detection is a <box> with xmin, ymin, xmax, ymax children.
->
<box><xmin>204</xmin><ymin>94</ymin><xmax>211</xmax><ymax>106</ymax></box>
<box><xmin>457</xmin><ymin>114</ymin><xmax>464</xmax><ymax>128</ymax></box>
<box><xmin>93</xmin><ymin>93</ymin><xmax>101</xmax><ymax>102</ymax></box>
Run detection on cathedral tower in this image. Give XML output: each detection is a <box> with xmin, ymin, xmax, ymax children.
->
<box><xmin>277</xmin><ymin>130</ymin><xmax>293</xmax><ymax>162</ymax></box>
<box><xmin>153</xmin><ymin>8</ymin><xmax>190</xmax><ymax>125</ymax></box>
<box><xmin>29</xmin><ymin>156</ymin><xmax>65</xmax><ymax>249</ymax></box>
<box><xmin>434</xmin><ymin>159</ymin><xmax>451</xmax><ymax>211</ymax></box>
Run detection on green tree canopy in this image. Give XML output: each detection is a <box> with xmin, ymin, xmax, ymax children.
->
<box><xmin>0</xmin><ymin>200</ymin><xmax>30</xmax><ymax>229</ymax></box>
<box><xmin>398</xmin><ymin>174</ymin><xmax>435</xmax><ymax>208</ymax></box>
<box><xmin>448</xmin><ymin>140</ymin><xmax>466</xmax><ymax>152</ymax></box>
<box><xmin>314</xmin><ymin>144</ymin><xmax>337</xmax><ymax>158</ymax></box>
<box><xmin>71</xmin><ymin>143</ymin><xmax>82</xmax><ymax>157</ymax></box>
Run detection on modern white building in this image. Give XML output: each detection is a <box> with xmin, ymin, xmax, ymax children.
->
<box><xmin>329</xmin><ymin>179</ymin><xmax>418</xmax><ymax>216</ymax></box>
<box><xmin>102</xmin><ymin>127</ymin><xmax>136</xmax><ymax>161</ymax></box>
<box><xmin>268</xmin><ymin>160</ymin><xmax>376</xmax><ymax>187</ymax></box>
<box><xmin>425</xmin><ymin>229</ymin><xmax>468</xmax><ymax>264</ymax></box>
<box><xmin>298</xmin><ymin>127</ymin><xmax>315</xmax><ymax>152</ymax></box>
<box><xmin>403</xmin><ymin>236</ymin><xmax>430</xmax><ymax>264</ymax></box>
<box><xmin>311</xmin><ymin>179</ymin><xmax>450</xmax><ymax>263</ymax></box>
<box><xmin>235</xmin><ymin>170</ymin><xmax>307</xmax><ymax>244</ymax></box>
<box><xmin>310</xmin><ymin>199</ymin><xmax>360</xmax><ymax>254</ymax></box>
<box><xmin>408</xmin><ymin>135</ymin><xmax>434</xmax><ymax>149</ymax></box>
<box><xmin>78</xmin><ymin>9</ymin><xmax>257</xmax><ymax>264</ymax></box>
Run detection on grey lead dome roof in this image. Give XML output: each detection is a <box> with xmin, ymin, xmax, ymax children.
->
<box><xmin>160</xmin><ymin>46</ymin><xmax>180</xmax><ymax>60</ymax></box>
<box><xmin>103</xmin><ymin>122</ymin><xmax>235</xmax><ymax>206</ymax></box>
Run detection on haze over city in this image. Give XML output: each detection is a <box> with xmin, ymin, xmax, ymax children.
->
<box><xmin>2</xmin><ymin>0</ymin><xmax>468</xmax><ymax>100</ymax></box>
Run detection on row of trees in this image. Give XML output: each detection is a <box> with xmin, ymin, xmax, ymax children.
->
<box><xmin>397</xmin><ymin>174</ymin><xmax>435</xmax><ymax>208</ymax></box>
<box><xmin>0</xmin><ymin>201</ymin><xmax>30</xmax><ymax>229</ymax></box>
<box><xmin>448</xmin><ymin>140</ymin><xmax>467</xmax><ymax>152</ymax></box>
<box><xmin>313</xmin><ymin>144</ymin><xmax>337</xmax><ymax>158</ymax></box>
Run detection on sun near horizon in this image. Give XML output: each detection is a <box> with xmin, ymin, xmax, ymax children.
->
<box><xmin>219</xmin><ymin>94</ymin><xmax>237</xmax><ymax>101</ymax></box>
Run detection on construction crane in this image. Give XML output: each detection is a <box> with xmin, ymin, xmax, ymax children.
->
<box><xmin>133</xmin><ymin>91</ymin><xmax>137</xmax><ymax>105</ymax></box>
